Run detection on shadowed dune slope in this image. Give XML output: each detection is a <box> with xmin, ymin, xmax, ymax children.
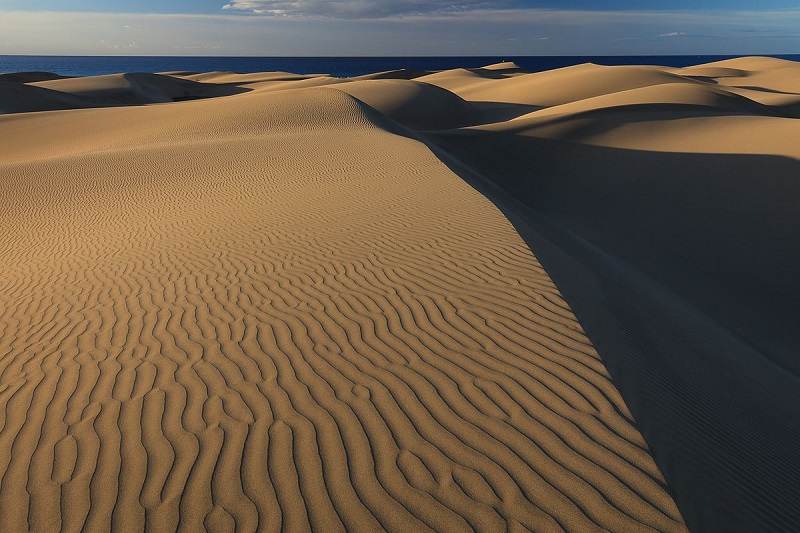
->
<box><xmin>331</xmin><ymin>79</ymin><xmax>485</xmax><ymax>130</ymax></box>
<box><xmin>0</xmin><ymin>79</ymin><xmax>688</xmax><ymax>532</ymax></box>
<box><xmin>0</xmin><ymin>73</ymin><xmax>251</xmax><ymax>115</ymax></box>
<box><xmin>0</xmin><ymin>81</ymin><xmax>99</xmax><ymax>114</ymax></box>
<box><xmin>503</xmin><ymin>82</ymin><xmax>775</xmax><ymax>121</ymax></box>
<box><xmin>28</xmin><ymin>72</ymin><xmax>248</xmax><ymax>107</ymax></box>
<box><xmin>0</xmin><ymin>71</ymin><xmax>72</xmax><ymax>83</ymax></box>
<box><xmin>424</xmin><ymin>57</ymin><xmax>800</xmax><ymax>532</ymax></box>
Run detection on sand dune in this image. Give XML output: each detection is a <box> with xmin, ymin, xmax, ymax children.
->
<box><xmin>1</xmin><ymin>73</ymin><xmax>248</xmax><ymax>111</ymax></box>
<box><xmin>447</xmin><ymin>64</ymin><xmax>699</xmax><ymax>108</ymax></box>
<box><xmin>331</xmin><ymin>79</ymin><xmax>484</xmax><ymax>130</ymax></box>
<box><xmin>0</xmin><ymin>71</ymin><xmax>72</xmax><ymax>83</ymax></box>
<box><xmin>425</xmin><ymin>57</ymin><xmax>800</xmax><ymax>533</ymax></box>
<box><xmin>32</xmin><ymin>73</ymin><xmax>206</xmax><ymax>103</ymax></box>
<box><xmin>416</xmin><ymin>66</ymin><xmax>525</xmax><ymax>92</ymax></box>
<box><xmin>0</xmin><ymin>81</ymin><xmax>99</xmax><ymax>114</ymax></box>
<box><xmin>481</xmin><ymin>62</ymin><xmax>526</xmax><ymax>72</ymax></box>
<box><xmin>350</xmin><ymin>69</ymin><xmax>433</xmax><ymax>81</ymax></box>
<box><xmin>0</xmin><ymin>57</ymin><xmax>798</xmax><ymax>532</ymax></box>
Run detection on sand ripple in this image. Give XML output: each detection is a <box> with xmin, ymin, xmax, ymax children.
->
<box><xmin>0</xmin><ymin>84</ymin><xmax>687</xmax><ymax>531</ymax></box>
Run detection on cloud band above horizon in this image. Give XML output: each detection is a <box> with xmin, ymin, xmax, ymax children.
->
<box><xmin>221</xmin><ymin>0</ymin><xmax>516</xmax><ymax>19</ymax></box>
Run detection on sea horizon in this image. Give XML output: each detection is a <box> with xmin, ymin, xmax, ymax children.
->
<box><xmin>3</xmin><ymin>53</ymin><xmax>800</xmax><ymax>78</ymax></box>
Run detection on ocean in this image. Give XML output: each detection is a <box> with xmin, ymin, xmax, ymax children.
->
<box><xmin>2</xmin><ymin>55</ymin><xmax>800</xmax><ymax>78</ymax></box>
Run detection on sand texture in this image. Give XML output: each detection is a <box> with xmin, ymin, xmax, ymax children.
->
<box><xmin>0</xmin><ymin>57</ymin><xmax>798</xmax><ymax>532</ymax></box>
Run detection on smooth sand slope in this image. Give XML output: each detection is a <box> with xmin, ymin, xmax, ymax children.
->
<box><xmin>0</xmin><ymin>56</ymin><xmax>798</xmax><ymax>532</ymax></box>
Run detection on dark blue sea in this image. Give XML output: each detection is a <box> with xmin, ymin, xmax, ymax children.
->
<box><xmin>2</xmin><ymin>55</ymin><xmax>800</xmax><ymax>78</ymax></box>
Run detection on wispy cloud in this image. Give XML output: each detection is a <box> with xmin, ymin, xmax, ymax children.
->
<box><xmin>112</xmin><ymin>41</ymin><xmax>139</xmax><ymax>49</ymax></box>
<box><xmin>221</xmin><ymin>0</ymin><xmax>515</xmax><ymax>19</ymax></box>
<box><xmin>659</xmin><ymin>31</ymin><xmax>689</xmax><ymax>37</ymax></box>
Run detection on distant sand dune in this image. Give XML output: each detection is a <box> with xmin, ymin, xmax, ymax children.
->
<box><xmin>442</xmin><ymin>64</ymin><xmax>699</xmax><ymax>107</ymax></box>
<box><xmin>0</xmin><ymin>80</ymin><xmax>97</xmax><ymax>114</ymax></box>
<box><xmin>331</xmin><ymin>79</ymin><xmax>484</xmax><ymax>129</ymax></box>
<box><xmin>1</xmin><ymin>57</ymin><xmax>798</xmax><ymax>532</ymax></box>
<box><xmin>31</xmin><ymin>73</ymin><xmax>217</xmax><ymax>104</ymax></box>
<box><xmin>0</xmin><ymin>71</ymin><xmax>72</xmax><ymax>83</ymax></box>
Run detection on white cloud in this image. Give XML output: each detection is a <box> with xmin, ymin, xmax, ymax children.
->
<box><xmin>221</xmin><ymin>0</ymin><xmax>513</xmax><ymax>19</ymax></box>
<box><xmin>659</xmin><ymin>31</ymin><xmax>689</xmax><ymax>37</ymax></box>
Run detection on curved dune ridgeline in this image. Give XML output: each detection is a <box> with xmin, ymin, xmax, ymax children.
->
<box><xmin>0</xmin><ymin>57</ymin><xmax>798</xmax><ymax>532</ymax></box>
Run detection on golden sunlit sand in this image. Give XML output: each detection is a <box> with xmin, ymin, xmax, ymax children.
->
<box><xmin>1</xmin><ymin>57</ymin><xmax>799</xmax><ymax>532</ymax></box>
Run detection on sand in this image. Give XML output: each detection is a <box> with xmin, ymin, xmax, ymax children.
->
<box><xmin>0</xmin><ymin>57</ymin><xmax>797</xmax><ymax>532</ymax></box>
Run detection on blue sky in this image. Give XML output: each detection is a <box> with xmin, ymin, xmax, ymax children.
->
<box><xmin>1</xmin><ymin>1</ymin><xmax>799</xmax><ymax>55</ymax></box>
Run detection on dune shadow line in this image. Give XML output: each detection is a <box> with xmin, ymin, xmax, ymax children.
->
<box><xmin>421</xmin><ymin>129</ymin><xmax>800</xmax><ymax>533</ymax></box>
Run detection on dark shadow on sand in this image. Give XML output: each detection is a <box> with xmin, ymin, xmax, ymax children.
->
<box><xmin>0</xmin><ymin>72</ymin><xmax>254</xmax><ymax>115</ymax></box>
<box><xmin>422</xmin><ymin>128</ymin><xmax>800</xmax><ymax>532</ymax></box>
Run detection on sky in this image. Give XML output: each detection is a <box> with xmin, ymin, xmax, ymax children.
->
<box><xmin>1</xmin><ymin>1</ymin><xmax>799</xmax><ymax>56</ymax></box>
